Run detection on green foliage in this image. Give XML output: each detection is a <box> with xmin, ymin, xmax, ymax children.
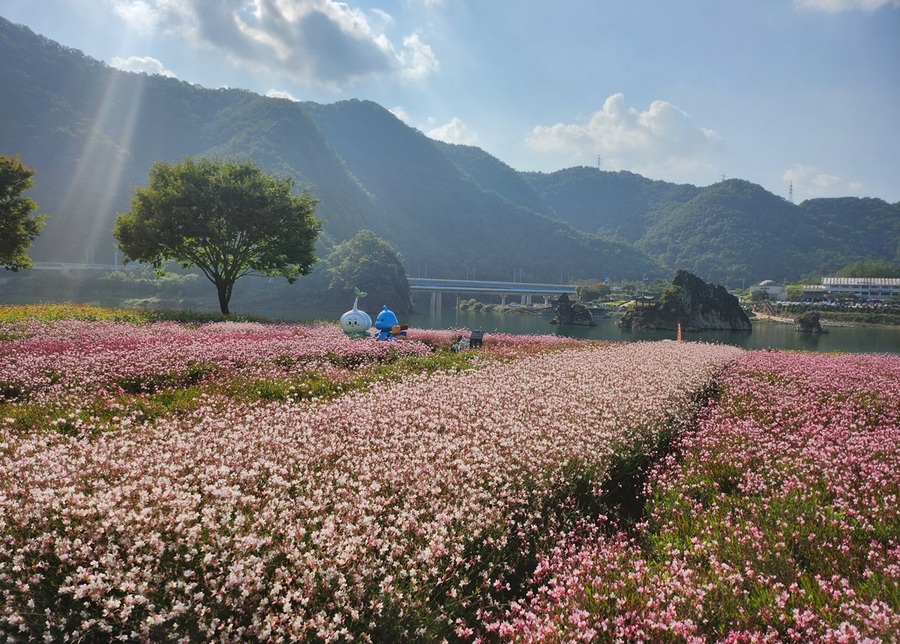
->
<box><xmin>639</xmin><ymin>180</ymin><xmax>818</xmax><ymax>285</ymax></box>
<box><xmin>575</xmin><ymin>280</ymin><xmax>611</xmax><ymax>302</ymax></box>
<box><xmin>801</xmin><ymin>197</ymin><xmax>900</xmax><ymax>266</ymax></box>
<box><xmin>527</xmin><ymin>170</ymin><xmax>900</xmax><ymax>287</ymax></box>
<box><xmin>114</xmin><ymin>363</ymin><xmax>217</xmax><ymax>395</ymax></box>
<box><xmin>834</xmin><ymin>259</ymin><xmax>900</xmax><ymax>278</ymax></box>
<box><xmin>114</xmin><ymin>157</ymin><xmax>322</xmax><ymax>315</ymax></box>
<box><xmin>0</xmin><ymin>154</ymin><xmax>46</xmax><ymax>271</ymax></box>
<box><xmin>656</xmin><ymin>283</ymin><xmax>688</xmax><ymax>319</ymax></box>
<box><xmin>785</xmin><ymin>285</ymin><xmax>804</xmax><ymax>301</ymax></box>
<box><xmin>766</xmin><ymin>303</ymin><xmax>900</xmax><ymax>327</ymax></box>
<box><xmin>523</xmin><ymin>166</ymin><xmax>701</xmax><ymax>244</ymax></box>
<box><xmin>325</xmin><ymin>229</ymin><xmax>412</xmax><ymax>315</ymax></box>
<box><xmin>307</xmin><ymin>100</ymin><xmax>665</xmax><ymax>284</ymax></box>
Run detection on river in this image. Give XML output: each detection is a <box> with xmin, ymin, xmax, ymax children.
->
<box><xmin>398</xmin><ymin>310</ymin><xmax>900</xmax><ymax>355</ymax></box>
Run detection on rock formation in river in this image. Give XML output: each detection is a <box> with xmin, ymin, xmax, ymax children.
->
<box><xmin>619</xmin><ymin>270</ymin><xmax>752</xmax><ymax>332</ymax></box>
<box><xmin>549</xmin><ymin>293</ymin><xmax>595</xmax><ymax>326</ymax></box>
<box><xmin>794</xmin><ymin>310</ymin><xmax>825</xmax><ymax>333</ymax></box>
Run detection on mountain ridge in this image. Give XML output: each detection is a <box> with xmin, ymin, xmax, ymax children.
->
<box><xmin>1</xmin><ymin>15</ymin><xmax>897</xmax><ymax>286</ymax></box>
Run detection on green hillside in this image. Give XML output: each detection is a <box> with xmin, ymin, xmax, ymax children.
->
<box><xmin>0</xmin><ymin>17</ymin><xmax>662</xmax><ymax>284</ymax></box>
<box><xmin>522</xmin><ymin>166</ymin><xmax>701</xmax><ymax>244</ymax></box>
<box><xmin>1</xmin><ymin>15</ymin><xmax>897</xmax><ymax>287</ymax></box>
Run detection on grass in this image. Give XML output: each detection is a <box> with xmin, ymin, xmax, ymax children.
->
<box><xmin>0</xmin><ymin>302</ymin><xmax>274</xmax><ymax>325</ymax></box>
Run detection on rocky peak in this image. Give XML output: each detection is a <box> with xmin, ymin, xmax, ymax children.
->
<box><xmin>619</xmin><ymin>270</ymin><xmax>751</xmax><ymax>332</ymax></box>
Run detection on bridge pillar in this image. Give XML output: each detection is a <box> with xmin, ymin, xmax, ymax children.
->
<box><xmin>521</xmin><ymin>294</ymin><xmax>533</xmax><ymax>305</ymax></box>
<box><xmin>500</xmin><ymin>294</ymin><xmax>507</xmax><ymax>305</ymax></box>
<box><xmin>430</xmin><ymin>291</ymin><xmax>441</xmax><ymax>311</ymax></box>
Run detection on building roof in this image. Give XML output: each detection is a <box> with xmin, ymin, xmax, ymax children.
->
<box><xmin>823</xmin><ymin>277</ymin><xmax>900</xmax><ymax>286</ymax></box>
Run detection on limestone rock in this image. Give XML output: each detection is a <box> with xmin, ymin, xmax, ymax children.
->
<box><xmin>794</xmin><ymin>310</ymin><xmax>825</xmax><ymax>333</ymax></box>
<box><xmin>550</xmin><ymin>292</ymin><xmax>595</xmax><ymax>326</ymax></box>
<box><xmin>619</xmin><ymin>270</ymin><xmax>751</xmax><ymax>332</ymax></box>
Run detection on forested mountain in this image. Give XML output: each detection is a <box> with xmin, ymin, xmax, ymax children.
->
<box><xmin>1</xmin><ymin>16</ymin><xmax>897</xmax><ymax>287</ymax></box>
<box><xmin>443</xmin><ymin>132</ymin><xmax>898</xmax><ymax>287</ymax></box>
<box><xmin>512</xmin><ymin>164</ymin><xmax>899</xmax><ymax>283</ymax></box>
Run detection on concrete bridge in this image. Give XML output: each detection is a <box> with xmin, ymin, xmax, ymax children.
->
<box><xmin>408</xmin><ymin>278</ymin><xmax>576</xmax><ymax>310</ymax></box>
<box><xmin>32</xmin><ymin>262</ymin><xmax>133</xmax><ymax>271</ymax></box>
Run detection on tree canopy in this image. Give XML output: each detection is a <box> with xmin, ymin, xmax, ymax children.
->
<box><xmin>834</xmin><ymin>259</ymin><xmax>900</xmax><ymax>278</ymax></box>
<box><xmin>114</xmin><ymin>157</ymin><xmax>321</xmax><ymax>315</ymax></box>
<box><xmin>0</xmin><ymin>154</ymin><xmax>46</xmax><ymax>271</ymax></box>
<box><xmin>326</xmin><ymin>229</ymin><xmax>412</xmax><ymax>315</ymax></box>
<box><xmin>575</xmin><ymin>280</ymin><xmax>611</xmax><ymax>302</ymax></box>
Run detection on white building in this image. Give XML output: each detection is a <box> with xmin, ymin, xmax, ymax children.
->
<box><xmin>749</xmin><ymin>280</ymin><xmax>787</xmax><ymax>301</ymax></box>
<box><xmin>819</xmin><ymin>277</ymin><xmax>900</xmax><ymax>302</ymax></box>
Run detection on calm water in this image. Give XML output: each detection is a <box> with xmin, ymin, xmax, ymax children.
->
<box><xmin>400</xmin><ymin>310</ymin><xmax>900</xmax><ymax>355</ymax></box>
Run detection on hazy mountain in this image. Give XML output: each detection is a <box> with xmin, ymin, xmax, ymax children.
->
<box><xmin>0</xmin><ymin>16</ymin><xmax>663</xmax><ymax>284</ymax></box>
<box><xmin>515</xmin><ymin>165</ymin><xmax>898</xmax><ymax>284</ymax></box>
<box><xmin>1</xmin><ymin>16</ymin><xmax>897</xmax><ymax>287</ymax></box>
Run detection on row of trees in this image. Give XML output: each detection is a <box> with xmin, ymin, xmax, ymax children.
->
<box><xmin>2</xmin><ymin>154</ymin><xmax>412</xmax><ymax>316</ymax></box>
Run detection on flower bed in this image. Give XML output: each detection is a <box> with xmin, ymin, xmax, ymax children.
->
<box><xmin>0</xmin><ymin>332</ymin><xmax>739</xmax><ymax>641</ymax></box>
<box><xmin>495</xmin><ymin>351</ymin><xmax>900</xmax><ymax>642</ymax></box>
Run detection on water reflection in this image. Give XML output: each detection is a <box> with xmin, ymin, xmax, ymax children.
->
<box><xmin>268</xmin><ymin>306</ymin><xmax>898</xmax><ymax>355</ymax></box>
<box><xmin>400</xmin><ymin>310</ymin><xmax>900</xmax><ymax>355</ymax></box>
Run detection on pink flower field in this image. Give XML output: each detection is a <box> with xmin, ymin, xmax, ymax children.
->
<box><xmin>495</xmin><ymin>351</ymin><xmax>900</xmax><ymax>642</ymax></box>
<box><xmin>0</xmin><ymin>319</ymin><xmax>747</xmax><ymax>641</ymax></box>
<box><xmin>0</xmin><ymin>320</ymin><xmax>586</xmax><ymax>435</ymax></box>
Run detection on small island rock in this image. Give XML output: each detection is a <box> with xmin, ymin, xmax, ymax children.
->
<box><xmin>619</xmin><ymin>270</ymin><xmax>751</xmax><ymax>332</ymax></box>
<box><xmin>550</xmin><ymin>292</ymin><xmax>595</xmax><ymax>326</ymax></box>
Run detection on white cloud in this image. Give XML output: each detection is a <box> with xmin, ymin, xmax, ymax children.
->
<box><xmin>389</xmin><ymin>106</ymin><xmax>412</xmax><ymax>123</ymax></box>
<box><xmin>526</xmin><ymin>93</ymin><xmax>724</xmax><ymax>181</ymax></box>
<box><xmin>793</xmin><ymin>0</ymin><xmax>900</xmax><ymax>11</ymax></box>
<box><xmin>265</xmin><ymin>89</ymin><xmax>300</xmax><ymax>101</ymax></box>
<box><xmin>109</xmin><ymin>55</ymin><xmax>176</xmax><ymax>77</ymax></box>
<box><xmin>399</xmin><ymin>34</ymin><xmax>439</xmax><ymax>79</ymax></box>
<box><xmin>427</xmin><ymin>117</ymin><xmax>479</xmax><ymax>145</ymax></box>
<box><xmin>113</xmin><ymin>0</ymin><xmax>439</xmax><ymax>88</ymax></box>
<box><xmin>112</xmin><ymin>0</ymin><xmax>159</xmax><ymax>32</ymax></box>
<box><xmin>782</xmin><ymin>163</ymin><xmax>859</xmax><ymax>197</ymax></box>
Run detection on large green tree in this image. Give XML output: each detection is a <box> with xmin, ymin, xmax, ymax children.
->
<box><xmin>0</xmin><ymin>154</ymin><xmax>46</xmax><ymax>271</ymax></box>
<box><xmin>326</xmin><ymin>229</ymin><xmax>412</xmax><ymax>315</ymax></box>
<box><xmin>114</xmin><ymin>158</ymin><xmax>321</xmax><ymax>315</ymax></box>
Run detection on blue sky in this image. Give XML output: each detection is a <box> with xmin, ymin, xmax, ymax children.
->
<box><xmin>3</xmin><ymin>0</ymin><xmax>899</xmax><ymax>203</ymax></box>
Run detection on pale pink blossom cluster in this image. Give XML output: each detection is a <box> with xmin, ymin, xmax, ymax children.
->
<box><xmin>410</xmin><ymin>328</ymin><xmax>587</xmax><ymax>358</ymax></box>
<box><xmin>0</xmin><ymin>320</ymin><xmax>434</xmax><ymax>405</ymax></box>
<box><xmin>494</xmin><ymin>351</ymin><xmax>900</xmax><ymax>642</ymax></box>
<box><xmin>0</xmin><ymin>337</ymin><xmax>739</xmax><ymax>641</ymax></box>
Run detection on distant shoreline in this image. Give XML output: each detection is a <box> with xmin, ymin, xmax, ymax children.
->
<box><xmin>751</xmin><ymin>311</ymin><xmax>899</xmax><ymax>329</ymax></box>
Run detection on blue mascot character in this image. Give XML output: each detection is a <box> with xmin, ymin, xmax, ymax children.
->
<box><xmin>373</xmin><ymin>305</ymin><xmax>408</xmax><ymax>341</ymax></box>
<box><xmin>340</xmin><ymin>290</ymin><xmax>373</xmax><ymax>338</ymax></box>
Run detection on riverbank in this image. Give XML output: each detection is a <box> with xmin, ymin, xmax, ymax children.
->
<box><xmin>751</xmin><ymin>310</ymin><xmax>900</xmax><ymax>329</ymax></box>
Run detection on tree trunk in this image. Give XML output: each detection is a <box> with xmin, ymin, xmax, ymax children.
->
<box><xmin>216</xmin><ymin>279</ymin><xmax>232</xmax><ymax>315</ymax></box>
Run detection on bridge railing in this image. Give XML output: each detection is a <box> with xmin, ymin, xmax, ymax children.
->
<box><xmin>408</xmin><ymin>278</ymin><xmax>575</xmax><ymax>294</ymax></box>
